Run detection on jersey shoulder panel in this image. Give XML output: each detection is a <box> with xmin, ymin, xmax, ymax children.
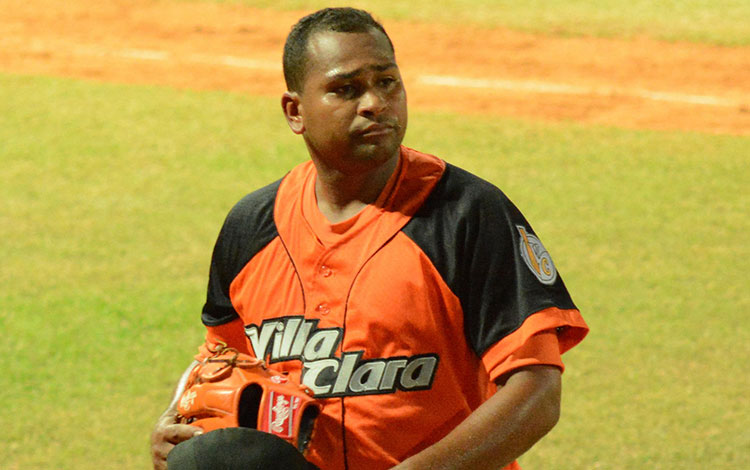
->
<box><xmin>201</xmin><ymin>178</ymin><xmax>283</xmax><ymax>326</ymax></box>
<box><xmin>402</xmin><ymin>163</ymin><xmax>577</xmax><ymax>355</ymax></box>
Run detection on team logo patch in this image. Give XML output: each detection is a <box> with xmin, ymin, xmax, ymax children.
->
<box><xmin>517</xmin><ymin>225</ymin><xmax>557</xmax><ymax>285</ymax></box>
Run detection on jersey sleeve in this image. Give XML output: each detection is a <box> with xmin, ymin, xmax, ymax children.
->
<box><xmin>403</xmin><ymin>163</ymin><xmax>588</xmax><ymax>378</ymax></box>
<box><xmin>194</xmin><ymin>318</ymin><xmax>252</xmax><ymax>361</ymax></box>
<box><xmin>200</xmin><ymin>179</ymin><xmax>282</xmax><ymax>327</ymax></box>
<box><xmin>481</xmin><ymin>309</ymin><xmax>588</xmax><ymax>382</ymax></box>
<box><xmin>457</xmin><ymin>173</ymin><xmax>588</xmax><ymax>363</ymax></box>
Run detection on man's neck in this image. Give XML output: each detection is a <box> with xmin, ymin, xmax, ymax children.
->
<box><xmin>313</xmin><ymin>154</ymin><xmax>399</xmax><ymax>224</ymax></box>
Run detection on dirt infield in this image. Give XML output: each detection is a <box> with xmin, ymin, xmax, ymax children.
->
<box><xmin>2</xmin><ymin>0</ymin><xmax>748</xmax><ymax>134</ymax></box>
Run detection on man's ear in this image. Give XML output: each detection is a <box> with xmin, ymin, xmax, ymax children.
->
<box><xmin>281</xmin><ymin>91</ymin><xmax>305</xmax><ymax>135</ymax></box>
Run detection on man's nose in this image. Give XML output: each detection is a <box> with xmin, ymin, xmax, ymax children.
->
<box><xmin>358</xmin><ymin>89</ymin><xmax>387</xmax><ymax>116</ymax></box>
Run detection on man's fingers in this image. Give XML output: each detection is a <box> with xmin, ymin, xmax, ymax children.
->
<box><xmin>152</xmin><ymin>442</ymin><xmax>174</xmax><ymax>470</ymax></box>
<box><xmin>150</xmin><ymin>412</ymin><xmax>202</xmax><ymax>470</ymax></box>
<box><xmin>164</xmin><ymin>423</ymin><xmax>203</xmax><ymax>444</ymax></box>
<box><xmin>151</xmin><ymin>425</ymin><xmax>202</xmax><ymax>470</ymax></box>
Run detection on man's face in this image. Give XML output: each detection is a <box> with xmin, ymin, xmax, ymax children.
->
<box><xmin>290</xmin><ymin>29</ymin><xmax>408</xmax><ymax>175</ymax></box>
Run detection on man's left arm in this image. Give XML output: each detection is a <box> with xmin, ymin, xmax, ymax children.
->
<box><xmin>392</xmin><ymin>365</ymin><xmax>561</xmax><ymax>470</ymax></box>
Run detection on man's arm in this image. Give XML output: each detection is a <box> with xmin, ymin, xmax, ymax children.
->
<box><xmin>392</xmin><ymin>365</ymin><xmax>561</xmax><ymax>470</ymax></box>
<box><xmin>150</xmin><ymin>360</ymin><xmax>204</xmax><ymax>470</ymax></box>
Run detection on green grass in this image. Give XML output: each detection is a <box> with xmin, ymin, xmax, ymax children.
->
<box><xmin>191</xmin><ymin>0</ymin><xmax>750</xmax><ymax>46</ymax></box>
<box><xmin>2</xmin><ymin>73</ymin><xmax>748</xmax><ymax>469</ymax></box>
<box><xmin>1</xmin><ymin>74</ymin><xmax>308</xmax><ymax>469</ymax></box>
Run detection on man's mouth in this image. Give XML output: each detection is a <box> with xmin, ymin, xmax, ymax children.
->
<box><xmin>356</xmin><ymin>123</ymin><xmax>396</xmax><ymax>138</ymax></box>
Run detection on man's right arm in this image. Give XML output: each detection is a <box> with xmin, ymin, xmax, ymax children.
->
<box><xmin>150</xmin><ymin>360</ymin><xmax>204</xmax><ymax>470</ymax></box>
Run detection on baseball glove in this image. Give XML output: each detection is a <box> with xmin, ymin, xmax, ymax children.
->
<box><xmin>176</xmin><ymin>344</ymin><xmax>320</xmax><ymax>453</ymax></box>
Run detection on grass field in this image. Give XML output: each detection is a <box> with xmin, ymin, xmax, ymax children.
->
<box><xmin>2</xmin><ymin>1</ymin><xmax>749</xmax><ymax>468</ymax></box>
<box><xmin>3</xmin><ymin>72</ymin><xmax>748</xmax><ymax>469</ymax></box>
<box><xmin>204</xmin><ymin>0</ymin><xmax>750</xmax><ymax>45</ymax></box>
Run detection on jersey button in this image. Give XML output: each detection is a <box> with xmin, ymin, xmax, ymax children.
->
<box><xmin>315</xmin><ymin>303</ymin><xmax>330</xmax><ymax>315</ymax></box>
<box><xmin>319</xmin><ymin>265</ymin><xmax>333</xmax><ymax>277</ymax></box>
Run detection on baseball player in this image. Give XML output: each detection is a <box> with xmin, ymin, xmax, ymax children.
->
<box><xmin>151</xmin><ymin>7</ymin><xmax>588</xmax><ymax>470</ymax></box>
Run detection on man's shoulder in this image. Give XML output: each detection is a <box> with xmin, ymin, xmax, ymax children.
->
<box><xmin>418</xmin><ymin>159</ymin><xmax>512</xmax><ymax>221</ymax></box>
<box><xmin>226</xmin><ymin>178</ymin><xmax>283</xmax><ymax>224</ymax></box>
<box><xmin>445</xmin><ymin>162</ymin><xmax>505</xmax><ymax>196</ymax></box>
<box><xmin>227</xmin><ymin>160</ymin><xmax>312</xmax><ymax>221</ymax></box>
<box><xmin>401</xmin><ymin>146</ymin><xmax>504</xmax><ymax>197</ymax></box>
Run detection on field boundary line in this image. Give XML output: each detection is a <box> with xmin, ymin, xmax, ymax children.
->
<box><xmin>71</xmin><ymin>45</ymin><xmax>745</xmax><ymax>109</ymax></box>
<box><xmin>418</xmin><ymin>75</ymin><xmax>742</xmax><ymax>108</ymax></box>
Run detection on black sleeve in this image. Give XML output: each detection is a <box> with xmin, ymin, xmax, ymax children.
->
<box><xmin>402</xmin><ymin>164</ymin><xmax>577</xmax><ymax>356</ymax></box>
<box><xmin>201</xmin><ymin>179</ymin><xmax>282</xmax><ymax>326</ymax></box>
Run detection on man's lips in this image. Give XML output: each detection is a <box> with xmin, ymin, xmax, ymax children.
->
<box><xmin>355</xmin><ymin>123</ymin><xmax>396</xmax><ymax>137</ymax></box>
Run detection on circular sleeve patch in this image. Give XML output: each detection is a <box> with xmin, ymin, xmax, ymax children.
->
<box><xmin>516</xmin><ymin>225</ymin><xmax>558</xmax><ymax>285</ymax></box>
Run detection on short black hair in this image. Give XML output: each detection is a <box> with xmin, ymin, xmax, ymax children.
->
<box><xmin>283</xmin><ymin>7</ymin><xmax>395</xmax><ymax>92</ymax></box>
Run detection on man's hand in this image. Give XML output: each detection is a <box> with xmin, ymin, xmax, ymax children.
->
<box><xmin>150</xmin><ymin>408</ymin><xmax>203</xmax><ymax>470</ymax></box>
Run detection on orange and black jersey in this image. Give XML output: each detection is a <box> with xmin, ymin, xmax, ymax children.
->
<box><xmin>198</xmin><ymin>146</ymin><xmax>588</xmax><ymax>470</ymax></box>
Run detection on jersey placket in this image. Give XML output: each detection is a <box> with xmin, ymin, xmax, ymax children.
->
<box><xmin>307</xmin><ymin>249</ymin><xmax>347</xmax><ymax>326</ymax></box>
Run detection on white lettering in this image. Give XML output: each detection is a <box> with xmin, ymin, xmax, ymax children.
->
<box><xmin>279</xmin><ymin>317</ymin><xmax>301</xmax><ymax>357</ymax></box>
<box><xmin>401</xmin><ymin>356</ymin><xmax>438</xmax><ymax>389</ymax></box>
<box><xmin>302</xmin><ymin>359</ymin><xmax>339</xmax><ymax>395</ymax></box>
<box><xmin>271</xmin><ymin>322</ymin><xmax>285</xmax><ymax>358</ymax></box>
<box><xmin>303</xmin><ymin>329</ymin><xmax>341</xmax><ymax>361</ymax></box>
<box><xmin>245</xmin><ymin>321</ymin><xmax>280</xmax><ymax>359</ymax></box>
<box><xmin>380</xmin><ymin>359</ymin><xmax>408</xmax><ymax>389</ymax></box>
<box><xmin>350</xmin><ymin>361</ymin><xmax>386</xmax><ymax>393</ymax></box>
<box><xmin>332</xmin><ymin>352</ymin><xmax>359</xmax><ymax>394</ymax></box>
<box><xmin>245</xmin><ymin>318</ymin><xmax>439</xmax><ymax>397</ymax></box>
<box><xmin>290</xmin><ymin>320</ymin><xmax>313</xmax><ymax>357</ymax></box>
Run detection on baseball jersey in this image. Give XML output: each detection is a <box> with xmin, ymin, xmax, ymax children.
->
<box><xmin>198</xmin><ymin>146</ymin><xmax>589</xmax><ymax>470</ymax></box>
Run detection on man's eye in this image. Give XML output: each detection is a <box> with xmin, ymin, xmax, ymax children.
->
<box><xmin>379</xmin><ymin>77</ymin><xmax>397</xmax><ymax>88</ymax></box>
<box><xmin>335</xmin><ymin>85</ymin><xmax>356</xmax><ymax>97</ymax></box>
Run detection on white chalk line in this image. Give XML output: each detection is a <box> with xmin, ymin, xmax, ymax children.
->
<box><xmin>419</xmin><ymin>75</ymin><xmax>741</xmax><ymax>108</ymax></box>
<box><xmin>73</xmin><ymin>45</ymin><xmax>280</xmax><ymax>71</ymax></box>
<box><xmin>72</xmin><ymin>45</ymin><xmax>745</xmax><ymax>109</ymax></box>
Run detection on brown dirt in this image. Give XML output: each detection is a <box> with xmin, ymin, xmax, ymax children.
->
<box><xmin>2</xmin><ymin>0</ymin><xmax>748</xmax><ymax>135</ymax></box>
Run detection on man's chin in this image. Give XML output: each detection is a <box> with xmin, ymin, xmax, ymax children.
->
<box><xmin>350</xmin><ymin>143</ymin><xmax>400</xmax><ymax>169</ymax></box>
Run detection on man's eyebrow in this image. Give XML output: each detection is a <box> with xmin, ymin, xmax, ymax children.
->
<box><xmin>327</xmin><ymin>62</ymin><xmax>398</xmax><ymax>80</ymax></box>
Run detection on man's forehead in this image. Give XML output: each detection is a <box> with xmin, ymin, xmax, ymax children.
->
<box><xmin>305</xmin><ymin>30</ymin><xmax>396</xmax><ymax>75</ymax></box>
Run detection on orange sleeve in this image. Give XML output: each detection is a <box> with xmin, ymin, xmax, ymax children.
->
<box><xmin>481</xmin><ymin>307</ymin><xmax>589</xmax><ymax>382</ymax></box>
<box><xmin>194</xmin><ymin>317</ymin><xmax>251</xmax><ymax>360</ymax></box>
